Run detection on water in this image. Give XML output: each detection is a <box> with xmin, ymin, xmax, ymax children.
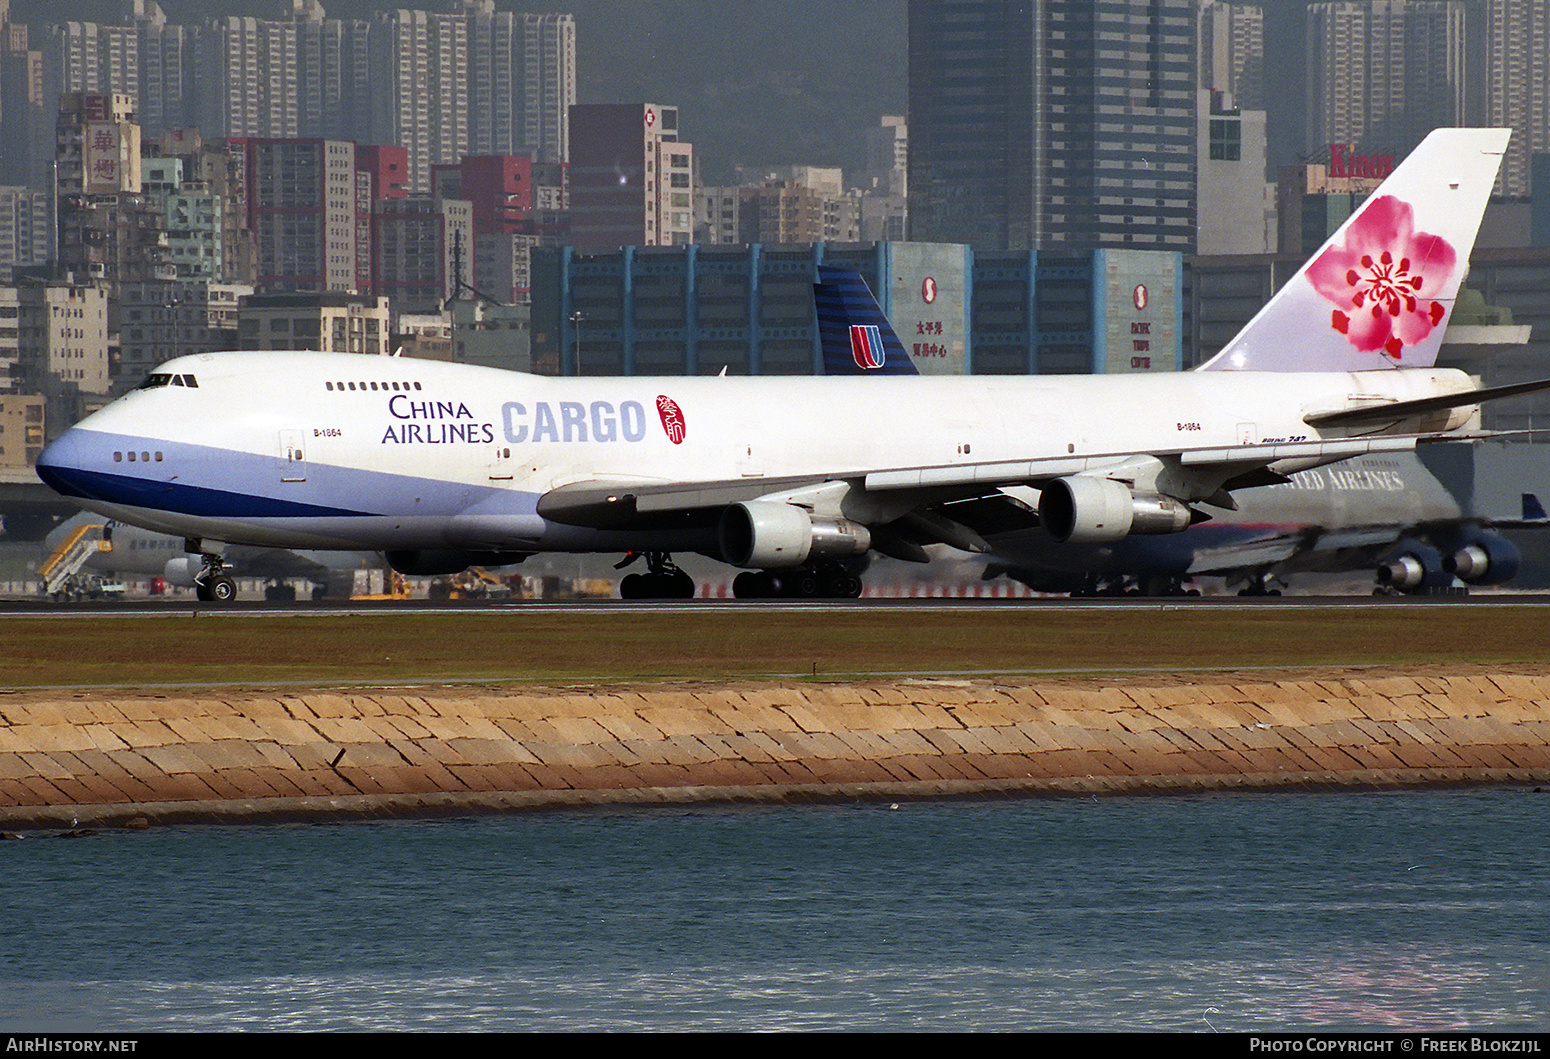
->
<box><xmin>3</xmin><ymin>789</ymin><xmax>1548</xmax><ymax>1031</ymax></box>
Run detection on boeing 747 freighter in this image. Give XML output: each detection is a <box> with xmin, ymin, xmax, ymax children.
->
<box><xmin>35</xmin><ymin>128</ymin><xmax>1546</xmax><ymax>600</ymax></box>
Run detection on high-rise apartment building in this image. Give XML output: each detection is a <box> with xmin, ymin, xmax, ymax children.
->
<box><xmin>908</xmin><ymin>0</ymin><xmax>1198</xmax><ymax>252</ymax></box>
<box><xmin>371</xmin><ymin>5</ymin><xmax>576</xmax><ymax>193</ymax></box>
<box><xmin>37</xmin><ymin>4</ymin><xmax>576</xmax><ymax>198</ymax></box>
<box><xmin>568</xmin><ymin>104</ymin><xmax>695</xmax><ymax>252</ymax></box>
<box><xmin>1484</xmin><ymin>0</ymin><xmax>1550</xmax><ymax>197</ymax></box>
<box><xmin>1305</xmin><ymin>1</ymin><xmax>1470</xmax><ymax>162</ymax></box>
<box><xmin>370</xmin><ymin>7</ymin><xmax>470</xmax><ymax>196</ymax></box>
<box><xmin>0</xmin><ymin>186</ymin><xmax>50</xmax><ymax>283</ymax></box>
<box><xmin>461</xmin><ymin>4</ymin><xmax>575</xmax><ymax>164</ymax></box>
<box><xmin>1199</xmin><ymin>0</ymin><xmax>1263</xmax><ymax>111</ymax></box>
<box><xmin>1</xmin><ymin>2</ymin><xmax>50</xmax><ymax>192</ymax></box>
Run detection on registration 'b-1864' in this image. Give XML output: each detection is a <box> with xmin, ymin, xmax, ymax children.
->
<box><xmin>36</xmin><ymin>128</ymin><xmax>1550</xmax><ymax>601</ymax></box>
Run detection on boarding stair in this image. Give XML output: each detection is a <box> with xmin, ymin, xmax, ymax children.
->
<box><xmin>38</xmin><ymin>522</ymin><xmax>109</xmax><ymax>597</ymax></box>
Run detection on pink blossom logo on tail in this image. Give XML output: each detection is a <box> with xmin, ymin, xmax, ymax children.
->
<box><xmin>656</xmin><ymin>395</ymin><xmax>686</xmax><ymax>444</ymax></box>
<box><xmin>1306</xmin><ymin>195</ymin><xmax>1457</xmax><ymax>361</ymax></box>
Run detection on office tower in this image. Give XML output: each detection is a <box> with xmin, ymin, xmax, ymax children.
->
<box><xmin>1484</xmin><ymin>0</ymin><xmax>1550</xmax><ymax>197</ymax></box>
<box><xmin>240</xmin><ymin>138</ymin><xmax>371</xmax><ymax>294</ymax></box>
<box><xmin>908</xmin><ymin>0</ymin><xmax>1198</xmax><ymax>252</ymax></box>
<box><xmin>373</xmin><ymin>194</ymin><xmax>474</xmax><ymax>312</ymax></box>
<box><xmin>1196</xmin><ymin>2</ymin><xmax>1274</xmax><ymax>255</ymax></box>
<box><xmin>1305</xmin><ymin>1</ymin><xmax>1470</xmax><ymax>161</ymax></box>
<box><xmin>568</xmin><ymin>104</ymin><xmax>695</xmax><ymax>252</ymax></box>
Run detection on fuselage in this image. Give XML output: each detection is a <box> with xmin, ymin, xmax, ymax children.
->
<box><xmin>36</xmin><ymin>350</ymin><xmax>1477</xmax><ymax>561</ymax></box>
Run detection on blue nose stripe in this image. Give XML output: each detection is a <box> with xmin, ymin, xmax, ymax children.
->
<box><xmin>34</xmin><ymin>431</ymin><xmax>86</xmax><ymax>497</ymax></box>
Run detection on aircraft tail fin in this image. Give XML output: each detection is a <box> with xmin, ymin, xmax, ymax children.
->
<box><xmin>815</xmin><ymin>266</ymin><xmax>919</xmax><ymax>376</ymax></box>
<box><xmin>1198</xmin><ymin>127</ymin><xmax>1510</xmax><ymax>373</ymax></box>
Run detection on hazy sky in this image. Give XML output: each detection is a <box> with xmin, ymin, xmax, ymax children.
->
<box><xmin>9</xmin><ymin>0</ymin><xmax>909</xmax><ymax>180</ymax></box>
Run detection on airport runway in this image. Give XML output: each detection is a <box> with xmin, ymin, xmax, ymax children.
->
<box><xmin>4</xmin><ymin>591</ymin><xmax>1550</xmax><ymax>617</ymax></box>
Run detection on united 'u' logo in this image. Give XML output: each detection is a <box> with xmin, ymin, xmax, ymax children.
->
<box><xmin>849</xmin><ymin>325</ymin><xmax>886</xmax><ymax>369</ymax></box>
<box><xmin>656</xmin><ymin>394</ymin><xmax>686</xmax><ymax>444</ymax></box>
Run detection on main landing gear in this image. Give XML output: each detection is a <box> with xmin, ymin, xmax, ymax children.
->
<box><xmin>616</xmin><ymin>551</ymin><xmax>696</xmax><ymax>599</ymax></box>
<box><xmin>191</xmin><ymin>549</ymin><xmax>237</xmax><ymax>602</ymax></box>
<box><xmin>732</xmin><ymin>560</ymin><xmax>863</xmax><ymax>599</ymax></box>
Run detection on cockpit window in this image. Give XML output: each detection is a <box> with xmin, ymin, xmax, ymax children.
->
<box><xmin>137</xmin><ymin>373</ymin><xmax>198</xmax><ymax>390</ymax></box>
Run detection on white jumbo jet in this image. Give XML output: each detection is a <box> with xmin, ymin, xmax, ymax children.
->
<box><xmin>34</xmin><ymin>127</ymin><xmax>1550</xmax><ymax>602</ymax></box>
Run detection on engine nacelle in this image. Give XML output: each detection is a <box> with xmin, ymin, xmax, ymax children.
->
<box><xmin>1038</xmin><ymin>477</ymin><xmax>1194</xmax><ymax>544</ymax></box>
<box><xmin>719</xmin><ymin>501</ymin><xmax>872</xmax><ymax>568</ymax></box>
<box><xmin>384</xmin><ymin>549</ymin><xmax>532</xmax><ymax>576</ymax></box>
<box><xmin>161</xmin><ymin>556</ymin><xmax>200</xmax><ymax>587</ymax></box>
<box><xmin>1444</xmin><ymin>534</ymin><xmax>1520</xmax><ymax>586</ymax></box>
<box><xmin>1376</xmin><ymin>539</ymin><xmax>1448</xmax><ymax>592</ymax></box>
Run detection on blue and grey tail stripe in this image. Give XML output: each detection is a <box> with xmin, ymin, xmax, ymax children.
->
<box><xmin>814</xmin><ymin>266</ymin><xmax>919</xmax><ymax>376</ymax></box>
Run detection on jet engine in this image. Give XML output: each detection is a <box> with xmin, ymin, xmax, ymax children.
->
<box><xmin>1038</xmin><ymin>476</ymin><xmax>1194</xmax><ymax>544</ymax></box>
<box><xmin>1375</xmin><ymin>539</ymin><xmax>1450</xmax><ymax>593</ymax></box>
<box><xmin>161</xmin><ymin>556</ymin><xmax>201</xmax><ymax>587</ymax></box>
<box><xmin>384</xmin><ymin>549</ymin><xmax>532</xmax><ymax>576</ymax></box>
<box><xmin>719</xmin><ymin>501</ymin><xmax>872</xmax><ymax>568</ymax></box>
<box><xmin>1443</xmin><ymin>533</ymin><xmax>1520</xmax><ymax>586</ymax></box>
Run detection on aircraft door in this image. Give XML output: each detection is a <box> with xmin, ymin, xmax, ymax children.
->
<box><xmin>279</xmin><ymin>429</ymin><xmax>307</xmax><ymax>482</ymax></box>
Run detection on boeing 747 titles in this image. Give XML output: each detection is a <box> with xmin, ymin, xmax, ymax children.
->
<box><xmin>35</xmin><ymin>128</ymin><xmax>1550</xmax><ymax>601</ymax></box>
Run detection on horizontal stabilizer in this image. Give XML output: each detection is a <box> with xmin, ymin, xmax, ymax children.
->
<box><xmin>1303</xmin><ymin>376</ymin><xmax>1550</xmax><ymax>428</ymax></box>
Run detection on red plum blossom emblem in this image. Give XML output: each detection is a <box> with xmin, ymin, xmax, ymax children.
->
<box><xmin>656</xmin><ymin>395</ymin><xmax>686</xmax><ymax>444</ymax></box>
<box><xmin>1307</xmin><ymin>195</ymin><xmax>1457</xmax><ymax>361</ymax></box>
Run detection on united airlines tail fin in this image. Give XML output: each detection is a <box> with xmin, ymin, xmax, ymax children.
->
<box><xmin>815</xmin><ymin>266</ymin><xmax>919</xmax><ymax>376</ymax></box>
<box><xmin>1198</xmin><ymin>127</ymin><xmax>1510</xmax><ymax>373</ymax></box>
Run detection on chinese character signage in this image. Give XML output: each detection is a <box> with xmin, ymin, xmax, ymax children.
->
<box><xmin>888</xmin><ymin>243</ymin><xmax>969</xmax><ymax>375</ymax></box>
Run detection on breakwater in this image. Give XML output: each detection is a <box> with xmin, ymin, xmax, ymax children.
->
<box><xmin>5</xmin><ymin>670</ymin><xmax>1550</xmax><ymax>827</ymax></box>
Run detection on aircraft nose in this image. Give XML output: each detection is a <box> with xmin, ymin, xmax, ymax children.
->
<box><xmin>35</xmin><ymin>430</ymin><xmax>90</xmax><ymax>499</ymax></box>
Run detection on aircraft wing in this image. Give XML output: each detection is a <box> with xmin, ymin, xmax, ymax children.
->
<box><xmin>1182</xmin><ymin>525</ymin><xmax>1407</xmax><ymax>579</ymax></box>
<box><xmin>536</xmin><ymin>433</ymin><xmax>1439</xmax><ymax>531</ymax></box>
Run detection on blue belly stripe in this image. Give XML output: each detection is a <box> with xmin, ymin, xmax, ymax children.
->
<box><xmin>37</xmin><ymin>463</ymin><xmax>370</xmax><ymax>519</ymax></box>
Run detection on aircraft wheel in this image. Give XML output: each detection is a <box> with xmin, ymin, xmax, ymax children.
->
<box><xmin>619</xmin><ymin>573</ymin><xmax>644</xmax><ymax>599</ymax></box>
<box><xmin>208</xmin><ymin>576</ymin><xmax>237</xmax><ymax>602</ymax></box>
<box><xmin>733</xmin><ymin>572</ymin><xmax>766</xmax><ymax>599</ymax></box>
<box><xmin>670</xmin><ymin>570</ymin><xmax>696</xmax><ymax>599</ymax></box>
<box><xmin>788</xmin><ymin>570</ymin><xmax>820</xmax><ymax>598</ymax></box>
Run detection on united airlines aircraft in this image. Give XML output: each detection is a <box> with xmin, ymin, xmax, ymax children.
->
<box><xmin>35</xmin><ymin>128</ymin><xmax>1547</xmax><ymax>601</ymax></box>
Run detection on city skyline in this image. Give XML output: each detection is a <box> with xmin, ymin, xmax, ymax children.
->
<box><xmin>7</xmin><ymin>0</ymin><xmax>909</xmax><ymax>183</ymax></box>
